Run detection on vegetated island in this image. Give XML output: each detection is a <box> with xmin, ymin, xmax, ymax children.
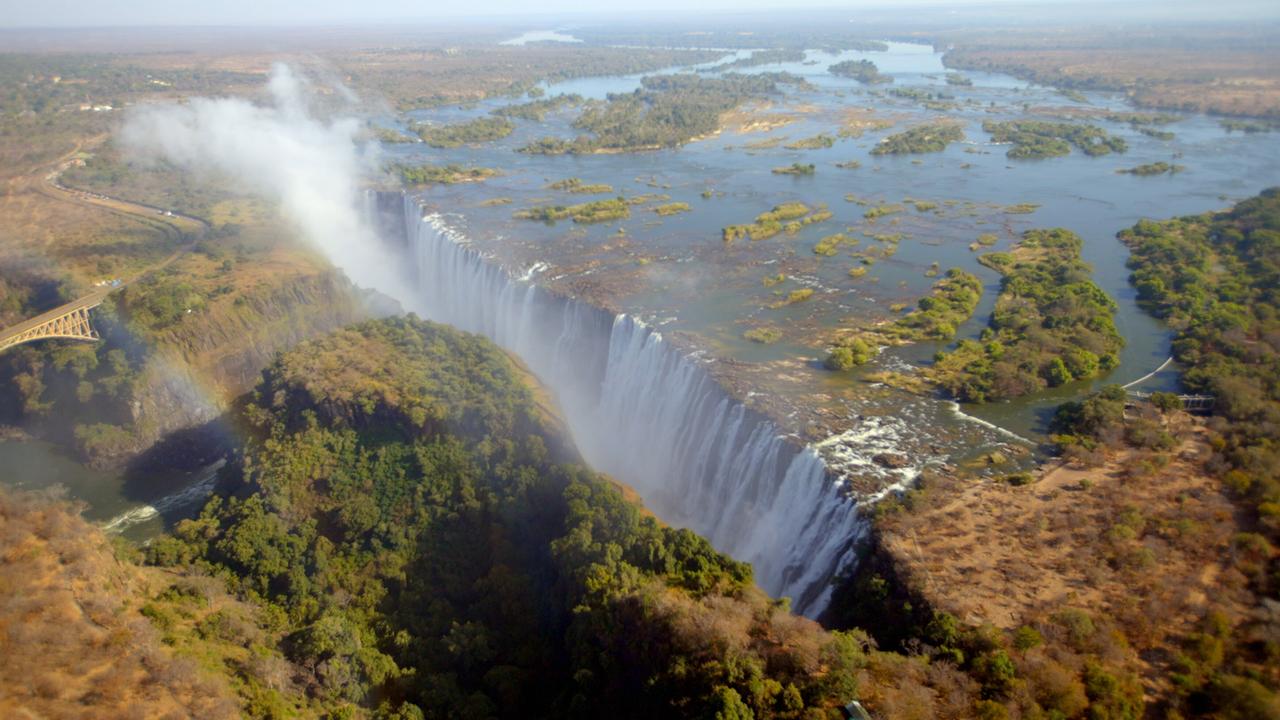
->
<box><xmin>415</xmin><ymin>116</ymin><xmax>515</xmax><ymax>148</ymax></box>
<box><xmin>871</xmin><ymin>122</ymin><xmax>964</xmax><ymax>155</ymax></box>
<box><xmin>825</xmin><ymin>268</ymin><xmax>982</xmax><ymax>370</ymax></box>
<box><xmin>492</xmin><ymin>93</ymin><xmax>584</xmax><ymax>121</ymax></box>
<box><xmin>393</xmin><ymin>163</ymin><xmax>499</xmax><ymax>185</ymax></box>
<box><xmin>547</xmin><ymin>177</ymin><xmax>615</xmax><ymax>194</ymax></box>
<box><xmin>982</xmin><ymin>120</ymin><xmax>1127</xmax><ymax>159</ymax></box>
<box><xmin>773</xmin><ymin>162</ymin><xmax>816</xmax><ymax>176</ymax></box>
<box><xmin>928</xmin><ymin>228</ymin><xmax>1124</xmax><ymax>402</ymax></box>
<box><xmin>515</xmin><ymin>197</ymin><xmax>631</xmax><ymax>224</ymax></box>
<box><xmin>653</xmin><ymin>201</ymin><xmax>691</xmax><ymax>216</ymax></box>
<box><xmin>828</xmin><ymin>59</ymin><xmax>892</xmax><ymax>84</ymax></box>
<box><xmin>708</xmin><ymin>48</ymin><xmax>806</xmax><ymax>71</ymax></box>
<box><xmin>783</xmin><ymin>133</ymin><xmax>836</xmax><ymax>149</ymax></box>
<box><xmin>518</xmin><ymin>73</ymin><xmax>801</xmax><ymax>154</ymax></box>
<box><xmin>722</xmin><ymin>202</ymin><xmax>832</xmax><ymax>242</ymax></box>
<box><xmin>1116</xmin><ymin>161</ymin><xmax>1185</xmax><ymax>176</ymax></box>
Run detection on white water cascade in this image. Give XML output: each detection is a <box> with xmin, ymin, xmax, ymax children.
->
<box><xmin>399</xmin><ymin>197</ymin><xmax>869</xmax><ymax>616</ymax></box>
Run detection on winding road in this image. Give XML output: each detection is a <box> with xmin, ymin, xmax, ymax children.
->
<box><xmin>0</xmin><ymin>141</ymin><xmax>209</xmax><ymax>352</ymax></box>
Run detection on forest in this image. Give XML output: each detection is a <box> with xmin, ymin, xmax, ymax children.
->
<box><xmin>1119</xmin><ymin>188</ymin><xmax>1280</xmax><ymax>554</ymax></box>
<box><xmin>929</xmin><ymin>228</ymin><xmax>1124</xmax><ymax>402</ymax></box>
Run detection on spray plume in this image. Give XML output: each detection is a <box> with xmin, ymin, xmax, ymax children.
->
<box><xmin>121</xmin><ymin>64</ymin><xmax>414</xmax><ymax>306</ymax></box>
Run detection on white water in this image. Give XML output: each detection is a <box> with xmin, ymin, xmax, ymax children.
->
<box><xmin>100</xmin><ymin>459</ymin><xmax>226</xmax><ymax>534</ymax></box>
<box><xmin>403</xmin><ymin>199</ymin><xmax>869</xmax><ymax>615</ymax></box>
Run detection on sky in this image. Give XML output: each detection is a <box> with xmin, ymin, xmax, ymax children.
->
<box><xmin>1</xmin><ymin>0</ymin><xmax>1274</xmax><ymax>29</ymax></box>
<box><xmin>0</xmin><ymin>0</ymin><xmax>1077</xmax><ymax>28</ymax></box>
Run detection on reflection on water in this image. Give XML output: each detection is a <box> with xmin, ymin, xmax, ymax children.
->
<box><xmin>500</xmin><ymin>30</ymin><xmax>583</xmax><ymax>46</ymax></box>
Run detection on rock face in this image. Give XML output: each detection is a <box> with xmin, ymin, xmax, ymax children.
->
<box><xmin>116</xmin><ymin>270</ymin><xmax>381</xmax><ymax>466</ymax></box>
<box><xmin>0</xmin><ymin>267</ymin><xmax>384</xmax><ymax>469</ymax></box>
<box><xmin>873</xmin><ymin>452</ymin><xmax>910</xmax><ymax>469</ymax></box>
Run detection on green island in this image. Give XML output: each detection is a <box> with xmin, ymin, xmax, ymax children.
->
<box><xmin>492</xmin><ymin>93</ymin><xmax>584</xmax><ymax>121</ymax></box>
<box><xmin>722</xmin><ymin>202</ymin><xmax>831</xmax><ymax>242</ymax></box>
<box><xmin>768</xmin><ymin>287</ymin><xmax>814</xmax><ymax>308</ymax></box>
<box><xmin>392</xmin><ymin>163</ymin><xmax>498</xmax><ymax>185</ymax></box>
<box><xmin>652</xmin><ymin>201</ymin><xmax>691</xmax><ymax>216</ymax></box>
<box><xmin>547</xmin><ymin>177</ymin><xmax>615</xmax><ymax>193</ymax></box>
<box><xmin>783</xmin><ymin>133</ymin><xmax>836</xmax><ymax>150</ymax></box>
<box><xmin>834</xmin><ymin>160</ymin><xmax>862</xmax><ymax>169</ymax></box>
<box><xmin>370</xmin><ymin>125</ymin><xmax>417</xmax><ymax>143</ymax></box>
<box><xmin>1117</xmin><ymin>161</ymin><xmax>1185</xmax><ymax>176</ymax></box>
<box><xmin>928</xmin><ymin>228</ymin><xmax>1124</xmax><ymax>402</ymax></box>
<box><xmin>945</xmin><ymin>73</ymin><xmax>974</xmax><ymax>86</ymax></box>
<box><xmin>519</xmin><ymin>73</ymin><xmax>796</xmax><ymax>154</ymax></box>
<box><xmin>982</xmin><ymin>120</ymin><xmax>1128</xmax><ymax>159</ymax></box>
<box><xmin>825</xmin><ymin>269</ymin><xmax>983</xmax><ymax>370</ymax></box>
<box><xmin>828</xmin><ymin>59</ymin><xmax>892</xmax><ymax>84</ymax></box>
<box><xmin>871</xmin><ymin>123</ymin><xmax>964</xmax><ymax>155</ymax></box>
<box><xmin>813</xmin><ymin>232</ymin><xmax>854</xmax><ymax>256</ymax></box>
<box><xmin>415</xmin><ymin>116</ymin><xmax>515</xmax><ymax>148</ymax></box>
<box><xmin>1101</xmin><ymin>111</ymin><xmax>1180</xmax><ymax>127</ymax></box>
<box><xmin>743</xmin><ymin>326</ymin><xmax>783</xmax><ymax>343</ymax></box>
<box><xmin>773</xmin><ymin>162</ymin><xmax>816</xmax><ymax>176</ymax></box>
<box><xmin>710</xmin><ymin>48</ymin><xmax>806</xmax><ymax>71</ymax></box>
<box><xmin>514</xmin><ymin>197</ymin><xmax>631</xmax><ymax>224</ymax></box>
<box><xmin>1138</xmin><ymin>127</ymin><xmax>1175</xmax><ymax>140</ymax></box>
<box><xmin>1220</xmin><ymin>119</ymin><xmax>1276</xmax><ymax>133</ymax></box>
<box><xmin>135</xmin><ymin>316</ymin><xmax>872</xmax><ymax>718</ymax></box>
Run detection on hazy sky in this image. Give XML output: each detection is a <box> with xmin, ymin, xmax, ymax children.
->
<box><xmin>2</xmin><ymin>0</ymin><xmax>1275</xmax><ymax>28</ymax></box>
<box><xmin>2</xmin><ymin>0</ymin><xmax>1067</xmax><ymax>28</ymax></box>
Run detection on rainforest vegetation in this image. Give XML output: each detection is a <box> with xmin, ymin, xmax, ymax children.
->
<box><xmin>140</xmin><ymin>317</ymin><xmax>876</xmax><ymax>719</ymax></box>
<box><xmin>929</xmin><ymin>228</ymin><xmax>1123</xmax><ymax>402</ymax></box>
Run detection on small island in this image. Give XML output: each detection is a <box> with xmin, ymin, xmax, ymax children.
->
<box><xmin>1117</xmin><ymin>162</ymin><xmax>1185</xmax><ymax>176</ymax></box>
<box><xmin>983</xmin><ymin>120</ymin><xmax>1127</xmax><ymax>158</ymax></box>
<box><xmin>871</xmin><ymin>123</ymin><xmax>963</xmax><ymax>155</ymax></box>
<box><xmin>393</xmin><ymin>163</ymin><xmax>499</xmax><ymax>185</ymax></box>
<box><xmin>416</xmin><ymin>116</ymin><xmax>515</xmax><ymax>148</ymax></box>
<box><xmin>828</xmin><ymin>59</ymin><xmax>892</xmax><ymax>84</ymax></box>
<box><xmin>772</xmin><ymin>162</ymin><xmax>816</xmax><ymax>176</ymax></box>
<box><xmin>514</xmin><ymin>197</ymin><xmax>631</xmax><ymax>224</ymax></box>
<box><xmin>928</xmin><ymin>228</ymin><xmax>1124</xmax><ymax>401</ymax></box>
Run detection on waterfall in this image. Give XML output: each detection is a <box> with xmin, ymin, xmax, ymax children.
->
<box><xmin>401</xmin><ymin>198</ymin><xmax>868</xmax><ymax>616</ymax></box>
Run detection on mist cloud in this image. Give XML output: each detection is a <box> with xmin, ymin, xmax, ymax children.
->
<box><xmin>121</xmin><ymin>64</ymin><xmax>414</xmax><ymax>307</ymax></box>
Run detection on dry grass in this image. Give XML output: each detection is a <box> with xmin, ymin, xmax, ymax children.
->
<box><xmin>0</xmin><ymin>489</ymin><xmax>241</xmax><ymax>718</ymax></box>
<box><xmin>878</xmin><ymin>419</ymin><xmax>1259</xmax><ymax>700</ymax></box>
<box><xmin>945</xmin><ymin>29</ymin><xmax>1280</xmax><ymax>118</ymax></box>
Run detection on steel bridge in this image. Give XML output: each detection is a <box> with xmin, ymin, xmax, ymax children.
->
<box><xmin>1127</xmin><ymin>391</ymin><xmax>1216</xmax><ymax>413</ymax></box>
<box><xmin>0</xmin><ymin>289</ymin><xmax>110</xmax><ymax>353</ymax></box>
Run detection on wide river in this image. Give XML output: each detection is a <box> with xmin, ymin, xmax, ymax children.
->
<box><xmin>4</xmin><ymin>40</ymin><xmax>1278</xmax><ymax>542</ymax></box>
